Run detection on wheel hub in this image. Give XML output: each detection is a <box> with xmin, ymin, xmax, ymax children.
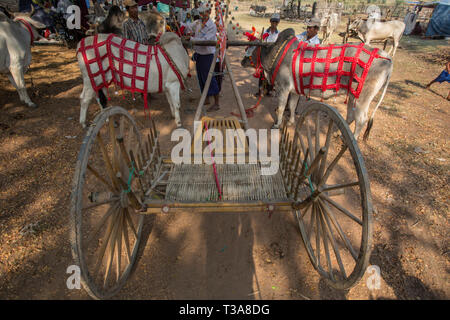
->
<box><xmin>119</xmin><ymin>190</ymin><xmax>129</xmax><ymax>208</ymax></box>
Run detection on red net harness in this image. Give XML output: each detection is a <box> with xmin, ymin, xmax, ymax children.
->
<box><xmin>271</xmin><ymin>38</ymin><xmax>391</xmax><ymax>102</ymax></box>
<box><xmin>77</xmin><ymin>34</ymin><xmax>185</xmax><ymax>110</ymax></box>
<box><xmin>16</xmin><ymin>19</ymin><xmax>34</xmax><ymax>45</ymax></box>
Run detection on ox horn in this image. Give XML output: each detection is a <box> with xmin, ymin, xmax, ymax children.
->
<box><xmin>23</xmin><ymin>4</ymin><xmax>35</xmax><ymax>17</ymax></box>
<box><xmin>4</xmin><ymin>6</ymin><xmax>15</xmax><ymax>19</ymax></box>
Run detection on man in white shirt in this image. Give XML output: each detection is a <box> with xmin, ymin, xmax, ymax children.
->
<box><xmin>255</xmin><ymin>13</ymin><xmax>281</xmax><ymax>97</ymax></box>
<box><xmin>296</xmin><ymin>17</ymin><xmax>321</xmax><ymax>45</ymax></box>
<box><xmin>263</xmin><ymin>13</ymin><xmax>280</xmax><ymax>43</ymax></box>
<box><xmin>191</xmin><ymin>1</ymin><xmax>200</xmax><ymax>20</ymax></box>
<box><xmin>189</xmin><ymin>4</ymin><xmax>221</xmax><ymax>111</ymax></box>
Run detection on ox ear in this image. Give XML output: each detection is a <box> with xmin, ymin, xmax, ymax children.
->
<box><xmin>0</xmin><ymin>12</ymin><xmax>8</xmax><ymax>22</ymax></box>
<box><xmin>28</xmin><ymin>16</ymin><xmax>47</xmax><ymax>30</ymax></box>
<box><xmin>17</xmin><ymin>15</ymin><xmax>46</xmax><ymax>30</ymax></box>
<box><xmin>159</xmin><ymin>32</ymin><xmax>181</xmax><ymax>46</ymax></box>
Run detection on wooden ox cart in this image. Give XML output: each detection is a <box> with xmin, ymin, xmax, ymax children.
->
<box><xmin>70</xmin><ymin>39</ymin><xmax>373</xmax><ymax>299</ymax></box>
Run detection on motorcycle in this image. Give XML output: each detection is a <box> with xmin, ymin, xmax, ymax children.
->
<box><xmin>31</xmin><ymin>6</ymin><xmax>85</xmax><ymax>48</ymax></box>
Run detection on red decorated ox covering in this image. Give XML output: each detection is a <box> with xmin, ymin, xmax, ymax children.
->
<box><xmin>271</xmin><ymin>38</ymin><xmax>390</xmax><ymax>101</ymax></box>
<box><xmin>77</xmin><ymin>34</ymin><xmax>185</xmax><ymax>110</ymax></box>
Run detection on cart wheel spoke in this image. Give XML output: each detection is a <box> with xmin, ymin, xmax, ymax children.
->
<box><xmin>319</xmin><ymin>145</ymin><xmax>348</xmax><ymax>188</ymax></box>
<box><xmin>93</xmin><ymin>207</ymin><xmax>120</xmax><ymax>279</ymax></box>
<box><xmin>108</xmin><ymin>116</ymin><xmax>120</xmax><ymax>173</ymax></box>
<box><xmin>122</xmin><ymin>213</ymin><xmax>132</xmax><ymax>264</ymax></box>
<box><xmin>307</xmin><ymin>203</ymin><xmax>316</xmax><ymax>245</ymax></box>
<box><xmin>97</xmin><ymin>133</ymin><xmax>120</xmax><ymax>191</ymax></box>
<box><xmin>306</xmin><ymin>118</ymin><xmax>314</xmax><ymax>164</ymax></box>
<box><xmin>317</xmin><ymin>119</ymin><xmax>334</xmax><ymax>183</ymax></box>
<box><xmin>315</xmin><ymin>203</ymin><xmax>322</xmax><ymax>269</ymax></box>
<box><xmin>319</xmin><ymin>198</ymin><xmax>358</xmax><ymax>261</ymax></box>
<box><xmin>103</xmin><ymin>208</ymin><xmax>121</xmax><ymax>287</ymax></box>
<box><xmin>115</xmin><ymin>211</ymin><xmax>123</xmax><ymax>283</ymax></box>
<box><xmin>87</xmin><ymin>164</ymin><xmax>117</xmax><ymax>193</ymax></box>
<box><xmin>87</xmin><ymin>202</ymin><xmax>119</xmax><ymax>245</ymax></box>
<box><xmin>315</xmin><ymin>111</ymin><xmax>320</xmax><ymax>161</ymax></box>
<box><xmin>321</xmin><ymin>181</ymin><xmax>359</xmax><ymax>193</ymax></box>
<box><xmin>321</xmin><ymin>193</ymin><xmax>362</xmax><ymax>225</ymax></box>
<box><xmin>82</xmin><ymin>197</ymin><xmax>118</xmax><ymax>211</ymax></box>
<box><xmin>318</xmin><ymin>202</ymin><xmax>347</xmax><ymax>279</ymax></box>
<box><xmin>124</xmin><ymin>207</ymin><xmax>138</xmax><ymax>240</ymax></box>
<box><xmin>317</xmin><ymin>204</ymin><xmax>335</xmax><ymax>281</ymax></box>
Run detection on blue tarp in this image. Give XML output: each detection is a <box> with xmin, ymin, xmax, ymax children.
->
<box><xmin>157</xmin><ymin>2</ymin><xmax>170</xmax><ymax>13</ymax></box>
<box><xmin>425</xmin><ymin>0</ymin><xmax>450</xmax><ymax>36</ymax></box>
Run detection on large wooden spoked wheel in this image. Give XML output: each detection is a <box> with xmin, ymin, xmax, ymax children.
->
<box><xmin>291</xmin><ymin>102</ymin><xmax>372</xmax><ymax>290</ymax></box>
<box><xmin>71</xmin><ymin>106</ymin><xmax>147</xmax><ymax>299</ymax></box>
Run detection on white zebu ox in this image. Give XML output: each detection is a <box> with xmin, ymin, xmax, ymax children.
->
<box><xmin>0</xmin><ymin>8</ymin><xmax>45</xmax><ymax>108</ymax></box>
<box><xmin>320</xmin><ymin>12</ymin><xmax>339</xmax><ymax>44</ymax></box>
<box><xmin>349</xmin><ymin>18</ymin><xmax>406</xmax><ymax>57</ymax></box>
<box><xmin>241</xmin><ymin>29</ymin><xmax>393</xmax><ymax>140</ymax></box>
<box><xmin>77</xmin><ymin>32</ymin><xmax>189</xmax><ymax>128</ymax></box>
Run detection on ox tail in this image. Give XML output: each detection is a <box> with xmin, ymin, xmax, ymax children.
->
<box><xmin>98</xmin><ymin>90</ymin><xmax>108</xmax><ymax>109</ymax></box>
<box><xmin>363</xmin><ymin>67</ymin><xmax>392</xmax><ymax>141</ymax></box>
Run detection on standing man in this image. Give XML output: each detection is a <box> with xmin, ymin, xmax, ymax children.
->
<box><xmin>256</xmin><ymin>13</ymin><xmax>280</xmax><ymax>96</ymax></box>
<box><xmin>189</xmin><ymin>4</ymin><xmax>221</xmax><ymax>112</ymax></box>
<box><xmin>123</xmin><ymin>0</ymin><xmax>149</xmax><ymax>44</ymax></box>
<box><xmin>191</xmin><ymin>0</ymin><xmax>200</xmax><ymax>21</ymax></box>
<box><xmin>296</xmin><ymin>17</ymin><xmax>321</xmax><ymax>45</ymax></box>
<box><xmin>263</xmin><ymin>13</ymin><xmax>280</xmax><ymax>42</ymax></box>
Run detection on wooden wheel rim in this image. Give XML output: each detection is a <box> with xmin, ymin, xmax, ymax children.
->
<box><xmin>70</xmin><ymin>106</ymin><xmax>144</xmax><ymax>299</ymax></box>
<box><xmin>293</xmin><ymin>102</ymin><xmax>373</xmax><ymax>290</ymax></box>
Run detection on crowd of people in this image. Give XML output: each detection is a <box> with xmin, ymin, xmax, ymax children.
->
<box><xmin>123</xmin><ymin>1</ymin><xmax>325</xmax><ymax>110</ymax></box>
<box><xmin>24</xmin><ymin>0</ymin><xmax>333</xmax><ymax>110</ymax></box>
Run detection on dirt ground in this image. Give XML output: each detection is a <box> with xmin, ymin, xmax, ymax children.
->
<box><xmin>0</xmin><ymin>12</ymin><xmax>449</xmax><ymax>299</ymax></box>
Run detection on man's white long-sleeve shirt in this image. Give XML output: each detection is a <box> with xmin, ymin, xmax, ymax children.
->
<box><xmin>263</xmin><ymin>28</ymin><xmax>279</xmax><ymax>43</ymax></box>
<box><xmin>296</xmin><ymin>32</ymin><xmax>321</xmax><ymax>45</ymax></box>
<box><xmin>190</xmin><ymin>19</ymin><xmax>217</xmax><ymax>55</ymax></box>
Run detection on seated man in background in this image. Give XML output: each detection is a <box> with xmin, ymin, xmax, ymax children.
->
<box><xmin>256</xmin><ymin>13</ymin><xmax>281</xmax><ymax>97</ymax></box>
<box><xmin>123</xmin><ymin>0</ymin><xmax>149</xmax><ymax>44</ymax></box>
<box><xmin>283</xmin><ymin>18</ymin><xmax>321</xmax><ymax>118</ymax></box>
<box><xmin>296</xmin><ymin>17</ymin><xmax>321</xmax><ymax>45</ymax></box>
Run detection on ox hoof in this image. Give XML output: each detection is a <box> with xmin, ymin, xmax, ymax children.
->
<box><xmin>288</xmin><ymin>120</ymin><xmax>295</xmax><ymax>126</ymax></box>
<box><xmin>27</xmin><ymin>102</ymin><xmax>38</xmax><ymax>108</ymax></box>
<box><xmin>271</xmin><ymin>123</ymin><xmax>280</xmax><ymax>129</ymax></box>
<box><xmin>81</xmin><ymin>123</ymin><xmax>87</xmax><ymax>129</ymax></box>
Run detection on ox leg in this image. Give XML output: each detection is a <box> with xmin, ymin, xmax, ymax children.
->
<box><xmin>79</xmin><ymin>83</ymin><xmax>97</xmax><ymax>128</ymax></box>
<box><xmin>353</xmin><ymin>102</ymin><xmax>369</xmax><ymax>140</ymax></box>
<box><xmin>391</xmin><ymin>38</ymin><xmax>399</xmax><ymax>57</ymax></box>
<box><xmin>7</xmin><ymin>74</ymin><xmax>19</xmax><ymax>91</ymax></box>
<box><xmin>165</xmin><ymin>82</ymin><xmax>182</xmax><ymax>127</ymax></box>
<box><xmin>9</xmin><ymin>67</ymin><xmax>36</xmax><ymax>108</ymax></box>
<box><xmin>346</xmin><ymin>96</ymin><xmax>356</xmax><ymax>127</ymax></box>
<box><xmin>273</xmin><ymin>89</ymin><xmax>290</xmax><ymax>129</ymax></box>
<box><xmin>163</xmin><ymin>90</ymin><xmax>175</xmax><ymax>118</ymax></box>
<box><xmin>287</xmin><ymin>93</ymin><xmax>300</xmax><ymax>125</ymax></box>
